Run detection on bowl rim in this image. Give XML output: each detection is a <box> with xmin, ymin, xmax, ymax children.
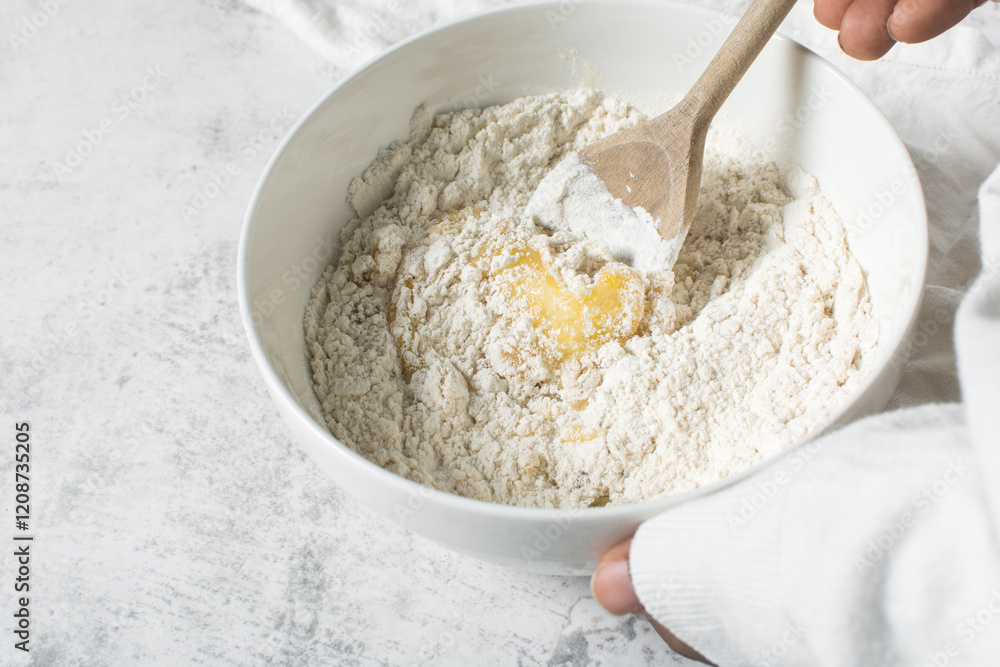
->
<box><xmin>237</xmin><ymin>0</ymin><xmax>929</xmax><ymax>523</ymax></box>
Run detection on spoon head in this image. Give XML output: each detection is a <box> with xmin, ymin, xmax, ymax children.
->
<box><xmin>581</xmin><ymin>141</ymin><xmax>682</xmax><ymax>241</ymax></box>
<box><xmin>524</xmin><ymin>152</ymin><xmax>685</xmax><ymax>274</ymax></box>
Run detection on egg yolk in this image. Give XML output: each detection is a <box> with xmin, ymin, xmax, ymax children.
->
<box><xmin>495</xmin><ymin>242</ymin><xmax>645</xmax><ymax>360</ymax></box>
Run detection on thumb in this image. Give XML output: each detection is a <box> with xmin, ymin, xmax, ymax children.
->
<box><xmin>591</xmin><ymin>538</ymin><xmax>714</xmax><ymax>664</ymax></box>
<box><xmin>590</xmin><ymin>538</ymin><xmax>642</xmax><ymax>614</ymax></box>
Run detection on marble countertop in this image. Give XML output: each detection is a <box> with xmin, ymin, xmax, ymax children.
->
<box><xmin>2</xmin><ymin>0</ymin><xmax>997</xmax><ymax>665</ymax></box>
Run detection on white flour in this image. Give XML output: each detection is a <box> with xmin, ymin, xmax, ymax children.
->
<box><xmin>304</xmin><ymin>89</ymin><xmax>878</xmax><ymax>509</ymax></box>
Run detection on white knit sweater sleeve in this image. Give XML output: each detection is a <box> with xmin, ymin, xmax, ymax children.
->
<box><xmin>628</xmin><ymin>169</ymin><xmax>1000</xmax><ymax>666</ymax></box>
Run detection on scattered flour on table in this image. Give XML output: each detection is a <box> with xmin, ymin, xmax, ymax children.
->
<box><xmin>304</xmin><ymin>89</ymin><xmax>878</xmax><ymax>509</ymax></box>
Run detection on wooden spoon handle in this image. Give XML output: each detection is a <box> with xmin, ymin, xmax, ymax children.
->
<box><xmin>684</xmin><ymin>0</ymin><xmax>799</xmax><ymax>126</ymax></box>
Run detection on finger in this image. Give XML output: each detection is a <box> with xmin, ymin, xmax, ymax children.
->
<box><xmin>888</xmin><ymin>0</ymin><xmax>982</xmax><ymax>44</ymax></box>
<box><xmin>839</xmin><ymin>0</ymin><xmax>900</xmax><ymax>59</ymax></box>
<box><xmin>591</xmin><ymin>539</ymin><xmax>715</xmax><ymax>664</ymax></box>
<box><xmin>814</xmin><ymin>0</ymin><xmax>857</xmax><ymax>30</ymax></box>
<box><xmin>590</xmin><ymin>538</ymin><xmax>642</xmax><ymax>615</ymax></box>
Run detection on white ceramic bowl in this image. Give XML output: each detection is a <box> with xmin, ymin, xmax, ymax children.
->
<box><xmin>238</xmin><ymin>0</ymin><xmax>927</xmax><ymax>575</ymax></box>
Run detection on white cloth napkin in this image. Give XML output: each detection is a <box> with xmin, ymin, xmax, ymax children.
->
<box><xmin>249</xmin><ymin>1</ymin><xmax>1000</xmax><ymax>663</ymax></box>
<box><xmin>241</xmin><ymin>0</ymin><xmax>517</xmax><ymax>71</ymax></box>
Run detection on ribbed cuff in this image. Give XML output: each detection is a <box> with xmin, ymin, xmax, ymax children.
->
<box><xmin>630</xmin><ymin>469</ymin><xmax>794</xmax><ymax>666</ymax></box>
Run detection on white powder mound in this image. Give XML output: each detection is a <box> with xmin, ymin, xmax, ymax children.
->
<box><xmin>525</xmin><ymin>152</ymin><xmax>682</xmax><ymax>273</ymax></box>
<box><xmin>304</xmin><ymin>89</ymin><xmax>878</xmax><ymax>509</ymax></box>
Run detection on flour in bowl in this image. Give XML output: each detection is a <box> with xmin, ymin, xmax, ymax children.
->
<box><xmin>304</xmin><ymin>89</ymin><xmax>878</xmax><ymax>509</ymax></box>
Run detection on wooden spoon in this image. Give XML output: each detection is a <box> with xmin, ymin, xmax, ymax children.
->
<box><xmin>527</xmin><ymin>0</ymin><xmax>799</xmax><ymax>273</ymax></box>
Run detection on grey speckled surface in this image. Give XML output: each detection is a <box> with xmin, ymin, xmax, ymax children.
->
<box><xmin>2</xmin><ymin>0</ymin><xmax>997</xmax><ymax>665</ymax></box>
<box><xmin>0</xmin><ymin>0</ymin><xmax>695</xmax><ymax>664</ymax></box>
